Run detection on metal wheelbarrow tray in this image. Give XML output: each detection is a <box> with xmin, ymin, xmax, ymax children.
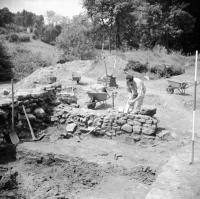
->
<box><xmin>166</xmin><ymin>80</ymin><xmax>189</xmax><ymax>94</ymax></box>
<box><xmin>72</xmin><ymin>72</ymin><xmax>81</xmax><ymax>84</ymax></box>
<box><xmin>87</xmin><ymin>91</ymin><xmax>109</xmax><ymax>109</ymax></box>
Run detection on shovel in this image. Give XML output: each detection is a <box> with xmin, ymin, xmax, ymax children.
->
<box><xmin>9</xmin><ymin>79</ymin><xmax>19</xmax><ymax>145</ymax></box>
<box><xmin>22</xmin><ymin>105</ymin><xmax>45</xmax><ymax>141</ymax></box>
<box><xmin>77</xmin><ymin>126</ymin><xmax>98</xmax><ymax>141</ymax></box>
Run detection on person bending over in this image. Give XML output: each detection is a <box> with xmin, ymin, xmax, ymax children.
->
<box><xmin>124</xmin><ymin>74</ymin><xmax>146</xmax><ymax>113</ymax></box>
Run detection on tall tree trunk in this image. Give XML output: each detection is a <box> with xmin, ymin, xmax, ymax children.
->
<box><xmin>116</xmin><ymin>16</ymin><xmax>121</xmax><ymax>49</ymax></box>
<box><xmin>109</xmin><ymin>29</ymin><xmax>111</xmax><ymax>53</ymax></box>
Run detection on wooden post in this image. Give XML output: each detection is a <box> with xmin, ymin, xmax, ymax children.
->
<box><xmin>112</xmin><ymin>92</ymin><xmax>115</xmax><ymax>109</ymax></box>
<box><xmin>191</xmin><ymin>50</ymin><xmax>198</xmax><ymax>164</ymax></box>
<box><xmin>102</xmin><ymin>40</ymin><xmax>108</xmax><ymax>86</ymax></box>
<box><xmin>11</xmin><ymin>79</ymin><xmax>14</xmax><ymax>134</ymax></box>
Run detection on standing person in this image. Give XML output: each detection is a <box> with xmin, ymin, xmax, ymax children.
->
<box><xmin>124</xmin><ymin>74</ymin><xmax>146</xmax><ymax>113</ymax></box>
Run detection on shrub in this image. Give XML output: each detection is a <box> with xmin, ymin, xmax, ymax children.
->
<box><xmin>150</xmin><ymin>64</ymin><xmax>166</xmax><ymax>77</ymax></box>
<box><xmin>41</xmin><ymin>25</ymin><xmax>60</xmax><ymax>44</ymax></box>
<box><xmin>0</xmin><ymin>41</ymin><xmax>13</xmax><ymax>81</ymax></box>
<box><xmin>19</xmin><ymin>35</ymin><xmax>30</xmax><ymax>42</ymax></box>
<box><xmin>11</xmin><ymin>47</ymin><xmax>52</xmax><ymax>80</ymax></box>
<box><xmin>9</xmin><ymin>33</ymin><xmax>19</xmax><ymax>42</ymax></box>
<box><xmin>125</xmin><ymin>60</ymin><xmax>148</xmax><ymax>73</ymax></box>
<box><xmin>0</xmin><ymin>27</ymin><xmax>7</xmax><ymax>34</ymax></box>
<box><xmin>150</xmin><ymin>64</ymin><xmax>185</xmax><ymax>77</ymax></box>
<box><xmin>32</xmin><ymin>34</ymin><xmax>37</xmax><ymax>40</ymax></box>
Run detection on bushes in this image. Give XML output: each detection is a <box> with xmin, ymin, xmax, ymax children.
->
<box><xmin>0</xmin><ymin>41</ymin><xmax>13</xmax><ymax>81</ymax></box>
<box><xmin>125</xmin><ymin>60</ymin><xmax>148</xmax><ymax>73</ymax></box>
<box><xmin>124</xmin><ymin>60</ymin><xmax>184</xmax><ymax>78</ymax></box>
<box><xmin>11</xmin><ymin>47</ymin><xmax>52</xmax><ymax>80</ymax></box>
<box><xmin>8</xmin><ymin>33</ymin><xmax>30</xmax><ymax>42</ymax></box>
<box><xmin>19</xmin><ymin>35</ymin><xmax>30</xmax><ymax>42</ymax></box>
<box><xmin>9</xmin><ymin>33</ymin><xmax>19</xmax><ymax>42</ymax></box>
<box><xmin>56</xmin><ymin>14</ymin><xmax>96</xmax><ymax>61</ymax></box>
<box><xmin>150</xmin><ymin>64</ymin><xmax>185</xmax><ymax>77</ymax></box>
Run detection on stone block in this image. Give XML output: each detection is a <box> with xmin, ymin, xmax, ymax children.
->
<box><xmin>112</xmin><ymin>126</ymin><xmax>120</xmax><ymax>131</ymax></box>
<box><xmin>133</xmin><ymin>121</ymin><xmax>142</xmax><ymax>126</ymax></box>
<box><xmin>121</xmin><ymin>124</ymin><xmax>132</xmax><ymax>134</ymax></box>
<box><xmin>139</xmin><ymin>105</ymin><xmax>157</xmax><ymax>117</ymax></box>
<box><xmin>66</xmin><ymin>123</ymin><xmax>77</xmax><ymax>133</ymax></box>
<box><xmin>87</xmin><ymin>120</ymin><xmax>93</xmax><ymax>126</ymax></box>
<box><xmin>34</xmin><ymin>108</ymin><xmax>46</xmax><ymax>118</ymax></box>
<box><xmin>27</xmin><ymin>114</ymin><xmax>36</xmax><ymax>120</ymax></box>
<box><xmin>132</xmin><ymin>125</ymin><xmax>142</xmax><ymax>134</ymax></box>
<box><xmin>142</xmin><ymin>127</ymin><xmax>156</xmax><ymax>136</ymax></box>
<box><xmin>127</xmin><ymin>114</ymin><xmax>135</xmax><ymax>119</ymax></box>
<box><xmin>116</xmin><ymin>119</ymin><xmax>126</xmax><ymax>126</ymax></box>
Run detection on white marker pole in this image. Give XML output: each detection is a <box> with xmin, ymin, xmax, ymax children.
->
<box><xmin>191</xmin><ymin>50</ymin><xmax>198</xmax><ymax>164</ymax></box>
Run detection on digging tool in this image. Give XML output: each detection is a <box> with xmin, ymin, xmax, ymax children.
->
<box><xmin>77</xmin><ymin>126</ymin><xmax>99</xmax><ymax>141</ymax></box>
<box><xmin>22</xmin><ymin>105</ymin><xmax>45</xmax><ymax>141</ymax></box>
<box><xmin>9</xmin><ymin>79</ymin><xmax>19</xmax><ymax>145</ymax></box>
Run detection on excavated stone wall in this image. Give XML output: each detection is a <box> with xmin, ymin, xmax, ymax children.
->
<box><xmin>0</xmin><ymin>83</ymin><xmax>61</xmax><ymax>139</ymax></box>
<box><xmin>52</xmin><ymin>104</ymin><xmax>158</xmax><ymax>140</ymax></box>
<box><xmin>0</xmin><ymin>83</ymin><xmax>158</xmax><ymax>141</ymax></box>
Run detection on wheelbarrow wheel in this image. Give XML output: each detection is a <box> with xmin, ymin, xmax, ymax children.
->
<box><xmin>87</xmin><ymin>102</ymin><xmax>96</xmax><ymax>109</ymax></box>
<box><xmin>166</xmin><ymin>87</ymin><xmax>174</xmax><ymax>94</ymax></box>
<box><xmin>77</xmin><ymin>79</ymin><xmax>80</xmax><ymax>84</ymax></box>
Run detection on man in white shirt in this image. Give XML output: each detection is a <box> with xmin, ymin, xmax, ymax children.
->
<box><xmin>124</xmin><ymin>74</ymin><xmax>146</xmax><ymax>113</ymax></box>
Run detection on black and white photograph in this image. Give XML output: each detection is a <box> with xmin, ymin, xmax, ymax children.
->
<box><xmin>0</xmin><ymin>0</ymin><xmax>200</xmax><ymax>198</ymax></box>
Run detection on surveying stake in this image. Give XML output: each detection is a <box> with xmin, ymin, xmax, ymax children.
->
<box><xmin>190</xmin><ymin>50</ymin><xmax>198</xmax><ymax>164</ymax></box>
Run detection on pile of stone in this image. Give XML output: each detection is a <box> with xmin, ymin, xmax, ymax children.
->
<box><xmin>0</xmin><ymin>83</ymin><xmax>61</xmax><ymax>138</ymax></box>
<box><xmin>51</xmin><ymin>104</ymin><xmax>158</xmax><ymax>141</ymax></box>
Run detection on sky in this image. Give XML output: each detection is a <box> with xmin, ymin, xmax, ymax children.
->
<box><xmin>0</xmin><ymin>0</ymin><xmax>84</xmax><ymax>18</ymax></box>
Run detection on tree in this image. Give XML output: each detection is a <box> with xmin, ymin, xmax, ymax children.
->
<box><xmin>0</xmin><ymin>41</ymin><xmax>13</xmax><ymax>81</ymax></box>
<box><xmin>141</xmin><ymin>1</ymin><xmax>195</xmax><ymax>49</ymax></box>
<box><xmin>83</xmin><ymin>0</ymin><xmax>195</xmax><ymax>51</ymax></box>
<box><xmin>56</xmin><ymin>14</ymin><xmax>95</xmax><ymax>60</ymax></box>
<box><xmin>46</xmin><ymin>10</ymin><xmax>56</xmax><ymax>24</ymax></box>
<box><xmin>83</xmin><ymin>0</ymin><xmax>143</xmax><ymax>50</ymax></box>
<box><xmin>41</xmin><ymin>25</ymin><xmax>60</xmax><ymax>44</ymax></box>
<box><xmin>0</xmin><ymin>7</ymin><xmax>13</xmax><ymax>26</ymax></box>
<box><xmin>46</xmin><ymin>10</ymin><xmax>63</xmax><ymax>25</ymax></box>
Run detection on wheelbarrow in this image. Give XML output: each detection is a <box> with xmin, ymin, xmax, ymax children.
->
<box><xmin>87</xmin><ymin>91</ymin><xmax>110</xmax><ymax>109</ymax></box>
<box><xmin>166</xmin><ymin>80</ymin><xmax>189</xmax><ymax>94</ymax></box>
<box><xmin>72</xmin><ymin>72</ymin><xmax>81</xmax><ymax>84</ymax></box>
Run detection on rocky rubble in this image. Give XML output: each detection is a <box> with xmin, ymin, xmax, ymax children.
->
<box><xmin>0</xmin><ymin>83</ymin><xmax>61</xmax><ymax>138</ymax></box>
<box><xmin>51</xmin><ymin>104</ymin><xmax>158</xmax><ymax>141</ymax></box>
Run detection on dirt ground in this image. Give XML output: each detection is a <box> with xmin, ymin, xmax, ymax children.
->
<box><xmin>1</xmin><ymin>57</ymin><xmax>200</xmax><ymax>198</ymax></box>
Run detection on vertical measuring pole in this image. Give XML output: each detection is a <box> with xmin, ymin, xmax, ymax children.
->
<box><xmin>11</xmin><ymin>79</ymin><xmax>15</xmax><ymax>134</ymax></box>
<box><xmin>102</xmin><ymin>41</ymin><xmax>108</xmax><ymax>86</ymax></box>
<box><xmin>191</xmin><ymin>50</ymin><xmax>198</xmax><ymax>164</ymax></box>
<box><xmin>112</xmin><ymin>92</ymin><xmax>114</xmax><ymax>109</ymax></box>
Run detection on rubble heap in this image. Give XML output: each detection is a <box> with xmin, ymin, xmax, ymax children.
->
<box><xmin>52</xmin><ymin>105</ymin><xmax>158</xmax><ymax>141</ymax></box>
<box><xmin>0</xmin><ymin>83</ymin><xmax>61</xmax><ymax>139</ymax></box>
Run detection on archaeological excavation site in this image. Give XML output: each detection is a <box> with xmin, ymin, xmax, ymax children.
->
<box><xmin>1</xmin><ymin>1</ymin><xmax>200</xmax><ymax>197</ymax></box>
<box><xmin>1</xmin><ymin>54</ymin><xmax>199</xmax><ymax>199</ymax></box>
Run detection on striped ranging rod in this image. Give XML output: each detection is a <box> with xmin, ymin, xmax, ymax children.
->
<box><xmin>191</xmin><ymin>50</ymin><xmax>198</xmax><ymax>164</ymax></box>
